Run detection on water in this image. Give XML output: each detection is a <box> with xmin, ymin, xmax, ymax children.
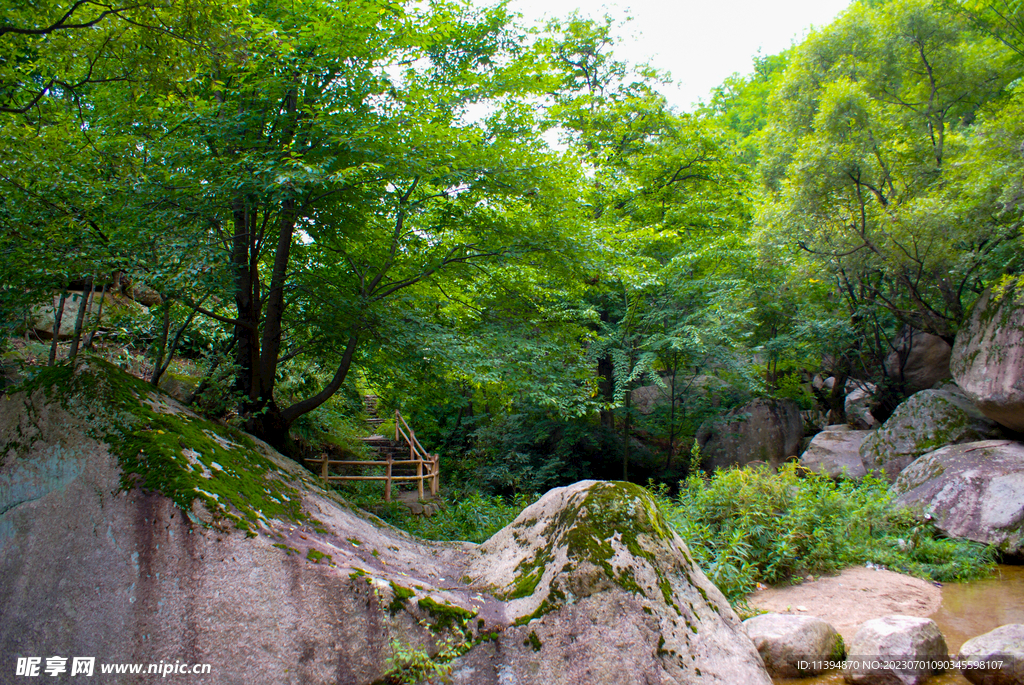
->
<box><xmin>773</xmin><ymin>565</ymin><xmax>1024</xmax><ymax>685</ymax></box>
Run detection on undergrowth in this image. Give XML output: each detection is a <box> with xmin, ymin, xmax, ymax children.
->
<box><xmin>652</xmin><ymin>464</ymin><xmax>997</xmax><ymax>602</ymax></box>
<box><xmin>337</xmin><ymin>483</ymin><xmax>536</xmax><ymax>544</ymax></box>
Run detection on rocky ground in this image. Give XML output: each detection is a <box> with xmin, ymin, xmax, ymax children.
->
<box><xmin>747</xmin><ymin>566</ymin><xmax>942</xmax><ymax>643</ymax></box>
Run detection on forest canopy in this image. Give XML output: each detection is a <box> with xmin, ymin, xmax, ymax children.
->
<box><xmin>2</xmin><ymin>0</ymin><xmax>1021</xmax><ymax>487</ymax></box>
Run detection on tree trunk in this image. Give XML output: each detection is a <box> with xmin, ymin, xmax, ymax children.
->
<box><xmin>48</xmin><ymin>291</ymin><xmax>68</xmax><ymax>366</ymax></box>
<box><xmin>83</xmin><ymin>278</ymin><xmax>108</xmax><ymax>350</ymax></box>
<box><xmin>68</xmin><ymin>279</ymin><xmax>93</xmax><ymax>360</ymax></box>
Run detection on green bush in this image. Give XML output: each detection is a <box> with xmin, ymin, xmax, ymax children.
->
<box><xmin>340</xmin><ymin>487</ymin><xmax>535</xmax><ymax>544</ymax></box>
<box><xmin>653</xmin><ymin>464</ymin><xmax>996</xmax><ymax>602</ymax></box>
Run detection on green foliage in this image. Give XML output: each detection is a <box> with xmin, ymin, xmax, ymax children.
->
<box><xmin>653</xmin><ymin>465</ymin><xmax>996</xmax><ymax>602</ymax></box>
<box><xmin>382</xmin><ymin>634</ymin><xmax>467</xmax><ymax>685</ymax></box>
<box><xmin>340</xmin><ymin>488</ymin><xmax>534</xmax><ymax>544</ymax></box>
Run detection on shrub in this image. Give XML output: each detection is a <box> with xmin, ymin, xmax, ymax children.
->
<box><xmin>653</xmin><ymin>464</ymin><xmax>995</xmax><ymax>602</ymax></box>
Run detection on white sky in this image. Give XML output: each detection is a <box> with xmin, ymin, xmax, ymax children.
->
<box><xmin>503</xmin><ymin>0</ymin><xmax>852</xmax><ymax>111</ymax></box>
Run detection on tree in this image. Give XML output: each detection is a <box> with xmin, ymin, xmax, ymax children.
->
<box><xmin>759</xmin><ymin>0</ymin><xmax>1022</xmax><ymax>340</ymax></box>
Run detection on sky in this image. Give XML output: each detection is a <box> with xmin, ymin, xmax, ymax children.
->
<box><xmin>502</xmin><ymin>0</ymin><xmax>852</xmax><ymax>111</ymax></box>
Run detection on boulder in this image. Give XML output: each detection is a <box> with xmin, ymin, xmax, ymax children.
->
<box><xmin>843</xmin><ymin>615</ymin><xmax>947</xmax><ymax>685</ymax></box>
<box><xmin>0</xmin><ymin>359</ymin><xmax>771</xmax><ymax>685</ymax></box>
<box><xmin>125</xmin><ymin>281</ymin><xmax>164</xmax><ymax>307</ymax></box>
<box><xmin>958</xmin><ymin>624</ymin><xmax>1024</xmax><ymax>685</ymax></box>
<box><xmin>696</xmin><ymin>398</ymin><xmax>803</xmax><ymax>471</ymax></box>
<box><xmin>743</xmin><ymin>613</ymin><xmax>844</xmax><ymax>677</ymax></box>
<box><xmin>800</xmin><ymin>426</ymin><xmax>869</xmax><ymax>480</ymax></box>
<box><xmin>845</xmin><ymin>380</ymin><xmax>878</xmax><ymax>429</ymax></box>
<box><xmin>951</xmin><ymin>280</ymin><xmax>1024</xmax><ymax>433</ymax></box>
<box><xmin>30</xmin><ymin>291</ymin><xmax>145</xmax><ymax>340</ymax></box>
<box><xmin>455</xmin><ymin>481</ymin><xmax>772</xmax><ymax>685</ymax></box>
<box><xmin>860</xmin><ymin>387</ymin><xmax>1004</xmax><ymax>482</ymax></box>
<box><xmin>157</xmin><ymin>372</ymin><xmax>199</xmax><ymax>403</ymax></box>
<box><xmin>886</xmin><ymin>327</ymin><xmax>953</xmax><ymax>394</ymax></box>
<box><xmin>892</xmin><ymin>440</ymin><xmax>1024</xmax><ymax>554</ymax></box>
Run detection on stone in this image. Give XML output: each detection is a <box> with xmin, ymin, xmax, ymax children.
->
<box><xmin>843</xmin><ymin>615</ymin><xmax>947</xmax><ymax>685</ymax></box>
<box><xmin>885</xmin><ymin>327</ymin><xmax>953</xmax><ymax>394</ymax></box>
<box><xmin>0</xmin><ymin>359</ymin><xmax>771</xmax><ymax>685</ymax></box>
<box><xmin>696</xmin><ymin>398</ymin><xmax>803</xmax><ymax>471</ymax></box>
<box><xmin>743</xmin><ymin>613</ymin><xmax>845</xmax><ymax>677</ymax></box>
<box><xmin>455</xmin><ymin>481</ymin><xmax>772</xmax><ymax>685</ymax></box>
<box><xmin>892</xmin><ymin>440</ymin><xmax>1024</xmax><ymax>554</ymax></box>
<box><xmin>958</xmin><ymin>624</ymin><xmax>1024</xmax><ymax>685</ymax></box>
<box><xmin>800</xmin><ymin>426</ymin><xmax>870</xmax><ymax>480</ymax></box>
<box><xmin>30</xmin><ymin>291</ymin><xmax>145</xmax><ymax>340</ymax></box>
<box><xmin>157</xmin><ymin>372</ymin><xmax>198</xmax><ymax>403</ymax></box>
<box><xmin>951</xmin><ymin>280</ymin><xmax>1024</xmax><ymax>433</ymax></box>
<box><xmin>845</xmin><ymin>380</ymin><xmax>878</xmax><ymax>429</ymax></box>
<box><xmin>125</xmin><ymin>281</ymin><xmax>164</xmax><ymax>306</ymax></box>
<box><xmin>860</xmin><ymin>387</ymin><xmax>1005</xmax><ymax>482</ymax></box>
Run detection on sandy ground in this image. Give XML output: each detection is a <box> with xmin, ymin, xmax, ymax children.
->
<box><xmin>746</xmin><ymin>566</ymin><xmax>943</xmax><ymax>642</ymax></box>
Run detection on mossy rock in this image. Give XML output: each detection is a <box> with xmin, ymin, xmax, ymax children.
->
<box><xmin>859</xmin><ymin>387</ymin><xmax>1004</xmax><ymax>483</ymax></box>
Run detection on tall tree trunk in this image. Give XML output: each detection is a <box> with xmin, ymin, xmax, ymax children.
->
<box><xmin>622</xmin><ymin>390</ymin><xmax>631</xmax><ymax>482</ymax></box>
<box><xmin>68</xmin><ymin>279</ymin><xmax>93</xmax><ymax>360</ymax></box>
<box><xmin>83</xmin><ymin>278</ymin><xmax>108</xmax><ymax>350</ymax></box>
<box><xmin>232</xmin><ymin>198</ymin><xmax>259</xmax><ymax>403</ymax></box>
<box><xmin>150</xmin><ymin>304</ymin><xmax>171</xmax><ymax>385</ymax></box>
<box><xmin>48</xmin><ymin>291</ymin><xmax>68</xmax><ymax>366</ymax></box>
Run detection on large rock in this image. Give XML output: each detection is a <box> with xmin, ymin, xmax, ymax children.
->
<box><xmin>892</xmin><ymin>440</ymin><xmax>1024</xmax><ymax>554</ymax></box>
<box><xmin>951</xmin><ymin>280</ymin><xmax>1024</xmax><ymax>433</ymax></box>
<box><xmin>743</xmin><ymin>613</ymin><xmax>844</xmax><ymax>677</ymax></box>
<box><xmin>30</xmin><ymin>291</ymin><xmax>145</xmax><ymax>340</ymax></box>
<box><xmin>800</xmin><ymin>426</ymin><xmax>869</xmax><ymax>480</ymax></box>
<box><xmin>0</xmin><ymin>359</ymin><xmax>771</xmax><ymax>685</ymax></box>
<box><xmin>886</xmin><ymin>327</ymin><xmax>953</xmax><ymax>394</ymax></box>
<box><xmin>958</xmin><ymin>624</ymin><xmax>1024</xmax><ymax>685</ymax></box>
<box><xmin>845</xmin><ymin>380</ymin><xmax>879</xmax><ymax>429</ymax></box>
<box><xmin>860</xmin><ymin>387</ymin><xmax>1004</xmax><ymax>482</ymax></box>
<box><xmin>696</xmin><ymin>398</ymin><xmax>803</xmax><ymax>471</ymax></box>
<box><xmin>843</xmin><ymin>615</ymin><xmax>947</xmax><ymax>685</ymax></box>
<box><xmin>454</xmin><ymin>481</ymin><xmax>772</xmax><ymax>684</ymax></box>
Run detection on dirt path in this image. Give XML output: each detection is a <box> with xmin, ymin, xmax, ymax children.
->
<box><xmin>746</xmin><ymin>566</ymin><xmax>942</xmax><ymax>642</ymax></box>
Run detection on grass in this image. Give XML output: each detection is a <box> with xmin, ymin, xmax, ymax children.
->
<box><xmin>336</xmin><ymin>481</ymin><xmax>536</xmax><ymax>544</ymax></box>
<box><xmin>652</xmin><ymin>464</ymin><xmax>997</xmax><ymax>602</ymax></box>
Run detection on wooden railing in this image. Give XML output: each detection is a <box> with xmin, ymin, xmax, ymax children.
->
<box><xmin>309</xmin><ymin>410</ymin><xmax>440</xmax><ymax>503</ymax></box>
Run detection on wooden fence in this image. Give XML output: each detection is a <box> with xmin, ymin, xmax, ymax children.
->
<box><xmin>309</xmin><ymin>410</ymin><xmax>439</xmax><ymax>503</ymax></box>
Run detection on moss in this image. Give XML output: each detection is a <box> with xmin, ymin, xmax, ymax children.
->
<box><xmin>524</xmin><ymin>631</ymin><xmax>542</xmax><ymax>652</ymax></box>
<box><xmin>831</xmin><ymin>634</ymin><xmax>846</xmax><ymax>661</ymax></box>
<box><xmin>11</xmin><ymin>358</ymin><xmax>316</xmax><ymax>535</ymax></box>
<box><xmin>417</xmin><ymin>597</ymin><xmax>477</xmax><ymax>632</ymax></box>
<box><xmin>388</xmin><ymin>582</ymin><xmax>416</xmax><ymax>613</ymax></box>
<box><xmin>272</xmin><ymin>543</ymin><xmax>299</xmax><ymax>556</ymax></box>
<box><xmin>306</xmin><ymin>548</ymin><xmax>332</xmax><ymax>564</ymax></box>
<box><xmin>503</xmin><ymin>481</ymin><xmax>679</xmax><ymax>623</ymax></box>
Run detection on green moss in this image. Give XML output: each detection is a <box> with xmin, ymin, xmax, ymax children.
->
<box><xmin>12</xmin><ymin>359</ymin><xmax>315</xmax><ymax>535</ymax></box>
<box><xmin>831</xmin><ymin>634</ymin><xmax>846</xmax><ymax>661</ymax></box>
<box><xmin>417</xmin><ymin>597</ymin><xmax>477</xmax><ymax>632</ymax></box>
<box><xmin>389</xmin><ymin>582</ymin><xmax>416</xmax><ymax>613</ymax></box>
<box><xmin>272</xmin><ymin>543</ymin><xmax>299</xmax><ymax>556</ymax></box>
<box><xmin>524</xmin><ymin>631</ymin><xmax>542</xmax><ymax>652</ymax></box>
<box><xmin>306</xmin><ymin>548</ymin><xmax>332</xmax><ymax>564</ymax></box>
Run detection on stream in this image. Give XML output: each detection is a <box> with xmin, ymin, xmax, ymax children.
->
<box><xmin>774</xmin><ymin>564</ymin><xmax>1024</xmax><ymax>685</ymax></box>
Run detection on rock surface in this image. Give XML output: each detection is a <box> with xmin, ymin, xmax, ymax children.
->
<box><xmin>845</xmin><ymin>380</ymin><xmax>878</xmax><ymax>429</ymax></box>
<box><xmin>951</xmin><ymin>280</ymin><xmax>1024</xmax><ymax>433</ymax></box>
<box><xmin>743</xmin><ymin>613</ymin><xmax>844</xmax><ymax>677</ymax></box>
<box><xmin>958</xmin><ymin>624</ymin><xmax>1024</xmax><ymax>685</ymax></box>
<box><xmin>886</xmin><ymin>327</ymin><xmax>953</xmax><ymax>395</ymax></box>
<box><xmin>843</xmin><ymin>615</ymin><xmax>947</xmax><ymax>685</ymax></box>
<box><xmin>696</xmin><ymin>398</ymin><xmax>803</xmax><ymax>471</ymax></box>
<box><xmin>800</xmin><ymin>426</ymin><xmax>869</xmax><ymax>480</ymax></box>
<box><xmin>892</xmin><ymin>440</ymin><xmax>1024</xmax><ymax>554</ymax></box>
<box><xmin>860</xmin><ymin>387</ymin><xmax>1004</xmax><ymax>482</ymax></box>
<box><xmin>0</xmin><ymin>359</ymin><xmax>771</xmax><ymax>685</ymax></box>
<box><xmin>29</xmin><ymin>291</ymin><xmax>143</xmax><ymax>340</ymax></box>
